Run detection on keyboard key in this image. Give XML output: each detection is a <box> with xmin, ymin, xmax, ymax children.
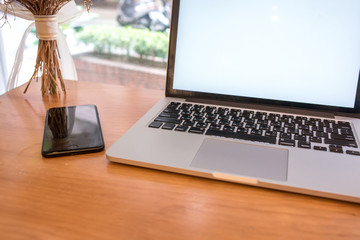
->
<box><xmin>254</xmin><ymin>112</ymin><xmax>267</xmax><ymax>119</ymax></box>
<box><xmin>193</xmin><ymin>116</ymin><xmax>205</xmax><ymax>122</ymax></box>
<box><xmin>162</xmin><ymin>123</ymin><xmax>176</xmax><ymax>130</ymax></box>
<box><xmin>209</xmin><ymin>124</ymin><xmax>221</xmax><ymax>130</ymax></box>
<box><xmin>298</xmin><ymin>141</ymin><xmax>311</xmax><ymax>149</ymax></box>
<box><xmin>218</xmin><ymin>119</ymin><xmax>230</xmax><ymax>125</ymax></box>
<box><xmin>223</xmin><ymin>126</ymin><xmax>235</xmax><ymax>132</ymax></box>
<box><xmin>294</xmin><ymin>135</ymin><xmax>307</xmax><ymax>141</ymax></box>
<box><xmin>149</xmin><ymin>121</ymin><xmax>162</xmax><ymax>128</ymax></box>
<box><xmin>206</xmin><ymin>129</ymin><xmax>276</xmax><ymax>144</ymax></box>
<box><xmin>325</xmin><ymin>128</ymin><xmax>338</xmax><ymax>134</ymax></box>
<box><xmin>280</xmin><ymin>133</ymin><xmax>292</xmax><ymax>139</ymax></box>
<box><xmin>267</xmin><ymin>113</ymin><xmax>279</xmax><ymax>121</ymax></box>
<box><xmin>196</xmin><ymin>122</ymin><xmax>208</xmax><ymax>128</ymax></box>
<box><xmin>287</xmin><ymin>128</ymin><xmax>298</xmax><ymax>134</ymax></box>
<box><xmin>337</xmin><ymin>121</ymin><xmax>351</xmax><ymax>126</ymax></box>
<box><xmin>259</xmin><ymin>125</ymin><xmax>271</xmax><ymax>131</ymax></box>
<box><xmin>265</xmin><ymin>131</ymin><xmax>277</xmax><ymax>137</ymax></box>
<box><xmin>257</xmin><ymin>120</ymin><xmax>268</xmax><ymax>125</ymax></box>
<box><xmin>301</xmin><ymin>130</ymin><xmax>313</xmax><ymax>136</ymax></box>
<box><xmin>189</xmin><ymin>127</ymin><xmax>205</xmax><ymax>134</ymax></box>
<box><xmin>279</xmin><ymin>138</ymin><xmax>295</xmax><ymax>147</ymax></box>
<box><xmin>232</xmin><ymin>116</ymin><xmax>242</xmax><ymax>122</ymax></box>
<box><xmin>162</xmin><ymin>108</ymin><xmax>180</xmax><ymax>114</ymax></box>
<box><xmin>298</xmin><ymin>125</ymin><xmax>309</xmax><ymax>130</ymax></box>
<box><xmin>159</xmin><ymin>112</ymin><xmax>180</xmax><ymax>118</ymax></box>
<box><xmin>244</xmin><ymin>118</ymin><xmax>255</xmax><ymax>124</ymax></box>
<box><xmin>231</xmin><ymin>121</ymin><xmax>242</xmax><ymax>127</ymax></box>
<box><xmin>314</xmin><ymin>146</ymin><xmax>327</xmax><ymax>151</ymax></box>
<box><xmin>245</xmin><ymin>123</ymin><xmax>257</xmax><ymax>128</ymax></box>
<box><xmin>330</xmin><ymin>133</ymin><xmax>355</xmax><ymax>141</ymax></box>
<box><xmin>310</xmin><ymin>136</ymin><xmax>322</xmax><ymax>143</ymax></box>
<box><xmin>305</xmin><ymin>119</ymin><xmax>317</xmax><ymax>126</ymax></box>
<box><xmin>215</xmin><ymin>108</ymin><xmax>228</xmax><ymax>115</ymax></box>
<box><xmin>316</xmin><ymin>132</ymin><xmax>328</xmax><ymax>138</ymax></box>
<box><xmin>294</xmin><ymin>117</ymin><xmax>305</xmax><ymax>124</ymax></box>
<box><xmin>175</xmin><ymin>125</ymin><xmax>189</xmax><ymax>132</ymax></box>
<box><xmin>312</xmin><ymin>126</ymin><xmax>324</xmax><ymax>132</ymax></box>
<box><xmin>183</xmin><ymin>120</ymin><xmax>195</xmax><ymax>126</ymax></box>
<box><xmin>340</xmin><ymin>129</ymin><xmax>353</xmax><ymax>135</ymax></box>
<box><xmin>218</xmin><ymin>115</ymin><xmax>230</xmax><ymax>120</ymax></box>
<box><xmin>230</xmin><ymin>109</ymin><xmax>241</xmax><ymax>116</ymax></box>
<box><xmin>284</xmin><ymin>122</ymin><xmax>295</xmax><ymax>128</ymax></box>
<box><xmin>270</xmin><ymin>121</ymin><xmax>282</xmax><ymax>127</ymax></box>
<box><xmin>272</xmin><ymin>126</ymin><xmax>285</xmax><ymax>132</ymax></box>
<box><xmin>193</xmin><ymin>112</ymin><xmax>205</xmax><ymax>117</ymax></box>
<box><xmin>241</xmin><ymin>110</ymin><xmax>254</xmax><ymax>117</ymax></box>
<box><xmin>237</xmin><ymin>127</ymin><xmax>249</xmax><ymax>134</ymax></box>
<box><xmin>329</xmin><ymin>145</ymin><xmax>344</xmax><ymax>154</ymax></box>
<box><xmin>346</xmin><ymin>150</ymin><xmax>360</xmax><ymax>156</ymax></box>
<box><xmin>333</xmin><ymin>122</ymin><xmax>351</xmax><ymax>129</ymax></box>
<box><xmin>324</xmin><ymin>119</ymin><xmax>335</xmax><ymax>124</ymax></box>
<box><xmin>324</xmin><ymin>138</ymin><xmax>357</xmax><ymax>148</ymax></box>
<box><xmin>206</xmin><ymin>118</ymin><xmax>218</xmax><ymax>124</ymax></box>
<box><xmin>180</xmin><ymin>114</ymin><xmax>192</xmax><ymax>121</ymax></box>
<box><xmin>154</xmin><ymin>117</ymin><xmax>182</xmax><ymax>124</ymax></box>
<box><xmin>169</xmin><ymin>102</ymin><xmax>181</xmax><ymax>107</ymax></box>
<box><xmin>204</xmin><ymin>106</ymin><xmax>216</xmax><ymax>113</ymax></box>
<box><xmin>251</xmin><ymin>129</ymin><xmax>262</xmax><ymax>135</ymax></box>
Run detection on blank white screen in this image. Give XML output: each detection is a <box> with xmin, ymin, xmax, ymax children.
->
<box><xmin>173</xmin><ymin>0</ymin><xmax>360</xmax><ymax>108</ymax></box>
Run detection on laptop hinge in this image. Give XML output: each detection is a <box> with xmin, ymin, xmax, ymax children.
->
<box><xmin>185</xmin><ymin>98</ymin><xmax>336</xmax><ymax>119</ymax></box>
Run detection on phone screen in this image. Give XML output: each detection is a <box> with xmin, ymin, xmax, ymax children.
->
<box><xmin>42</xmin><ymin>104</ymin><xmax>104</xmax><ymax>157</ymax></box>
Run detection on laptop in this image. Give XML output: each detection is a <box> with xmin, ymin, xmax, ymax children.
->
<box><xmin>107</xmin><ymin>0</ymin><xmax>360</xmax><ymax>203</ymax></box>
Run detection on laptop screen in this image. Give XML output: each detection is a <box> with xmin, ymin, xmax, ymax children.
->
<box><xmin>167</xmin><ymin>0</ymin><xmax>360</xmax><ymax>112</ymax></box>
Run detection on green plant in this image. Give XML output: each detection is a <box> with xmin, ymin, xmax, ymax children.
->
<box><xmin>77</xmin><ymin>25</ymin><xmax>116</xmax><ymax>53</ymax></box>
<box><xmin>153</xmin><ymin>31</ymin><xmax>169</xmax><ymax>59</ymax></box>
<box><xmin>75</xmin><ymin>25</ymin><xmax>169</xmax><ymax>60</ymax></box>
<box><xmin>113</xmin><ymin>26</ymin><xmax>135</xmax><ymax>56</ymax></box>
<box><xmin>133</xmin><ymin>28</ymin><xmax>153</xmax><ymax>59</ymax></box>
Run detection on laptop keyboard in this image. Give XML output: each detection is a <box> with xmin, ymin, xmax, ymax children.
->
<box><xmin>148</xmin><ymin>102</ymin><xmax>360</xmax><ymax>156</ymax></box>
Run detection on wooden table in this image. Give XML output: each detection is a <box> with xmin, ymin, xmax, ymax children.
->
<box><xmin>1</xmin><ymin>80</ymin><xmax>359</xmax><ymax>240</ymax></box>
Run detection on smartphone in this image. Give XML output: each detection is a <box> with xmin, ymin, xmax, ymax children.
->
<box><xmin>42</xmin><ymin>104</ymin><xmax>105</xmax><ymax>157</ymax></box>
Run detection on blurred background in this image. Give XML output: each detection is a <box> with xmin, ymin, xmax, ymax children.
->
<box><xmin>0</xmin><ymin>0</ymin><xmax>172</xmax><ymax>95</ymax></box>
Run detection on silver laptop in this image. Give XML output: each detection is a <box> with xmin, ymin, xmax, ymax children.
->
<box><xmin>107</xmin><ymin>0</ymin><xmax>360</xmax><ymax>203</ymax></box>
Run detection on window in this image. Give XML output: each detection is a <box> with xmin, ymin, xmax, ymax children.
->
<box><xmin>0</xmin><ymin>29</ymin><xmax>7</xmax><ymax>94</ymax></box>
<box><xmin>0</xmin><ymin>0</ymin><xmax>171</xmax><ymax>94</ymax></box>
<box><xmin>0</xmin><ymin>15</ymin><xmax>36</xmax><ymax>95</ymax></box>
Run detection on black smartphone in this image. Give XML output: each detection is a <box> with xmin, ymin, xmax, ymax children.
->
<box><xmin>42</xmin><ymin>104</ymin><xmax>105</xmax><ymax>157</ymax></box>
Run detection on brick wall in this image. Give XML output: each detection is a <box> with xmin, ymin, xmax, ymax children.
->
<box><xmin>73</xmin><ymin>55</ymin><xmax>166</xmax><ymax>90</ymax></box>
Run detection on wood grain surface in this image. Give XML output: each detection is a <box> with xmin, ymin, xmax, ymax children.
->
<box><xmin>0</xmin><ymin>80</ymin><xmax>359</xmax><ymax>240</ymax></box>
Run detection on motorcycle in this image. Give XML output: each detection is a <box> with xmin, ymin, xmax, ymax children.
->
<box><xmin>116</xmin><ymin>0</ymin><xmax>170</xmax><ymax>31</ymax></box>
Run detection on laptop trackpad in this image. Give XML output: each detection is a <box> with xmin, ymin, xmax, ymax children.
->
<box><xmin>191</xmin><ymin>138</ymin><xmax>289</xmax><ymax>181</ymax></box>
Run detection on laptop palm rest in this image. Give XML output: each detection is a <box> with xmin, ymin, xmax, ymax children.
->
<box><xmin>191</xmin><ymin>138</ymin><xmax>289</xmax><ymax>181</ymax></box>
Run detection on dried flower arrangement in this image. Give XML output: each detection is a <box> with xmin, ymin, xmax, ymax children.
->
<box><xmin>0</xmin><ymin>0</ymin><xmax>92</xmax><ymax>95</ymax></box>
